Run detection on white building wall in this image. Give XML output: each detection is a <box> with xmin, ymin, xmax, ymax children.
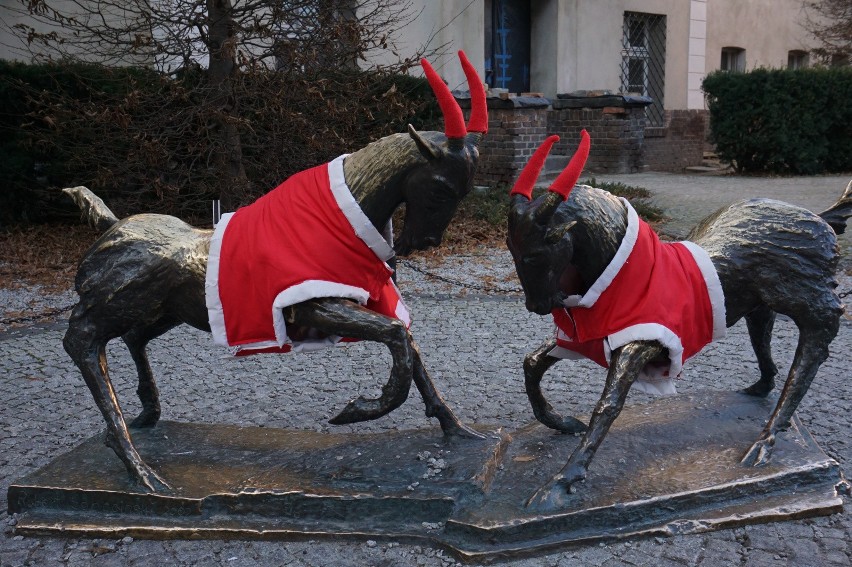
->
<box><xmin>705</xmin><ymin>0</ymin><xmax>816</xmax><ymax>74</ymax></box>
<box><xmin>0</xmin><ymin>0</ymin><xmax>152</xmax><ymax>65</ymax></box>
<box><xmin>362</xmin><ymin>1</ymin><xmax>485</xmax><ymax>92</ymax></box>
<box><xmin>581</xmin><ymin>0</ymin><xmax>689</xmax><ymax>109</ymax></box>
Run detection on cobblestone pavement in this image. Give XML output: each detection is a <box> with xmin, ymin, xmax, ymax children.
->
<box><xmin>2</xmin><ymin>173</ymin><xmax>851</xmax><ymax>566</ymax></box>
<box><xmin>591</xmin><ymin>172</ymin><xmax>852</xmax><ymax>271</ymax></box>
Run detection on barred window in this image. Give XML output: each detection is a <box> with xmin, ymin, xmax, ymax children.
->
<box><xmin>620</xmin><ymin>12</ymin><xmax>666</xmax><ymax>126</ymax></box>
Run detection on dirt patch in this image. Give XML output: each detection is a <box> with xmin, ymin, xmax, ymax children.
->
<box><xmin>0</xmin><ymin>224</ymin><xmax>99</xmax><ymax>293</ymax></box>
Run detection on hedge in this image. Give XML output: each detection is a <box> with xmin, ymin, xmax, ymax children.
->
<box><xmin>702</xmin><ymin>67</ymin><xmax>852</xmax><ymax>175</ymax></box>
<box><xmin>0</xmin><ymin>60</ymin><xmax>441</xmax><ymax>225</ymax></box>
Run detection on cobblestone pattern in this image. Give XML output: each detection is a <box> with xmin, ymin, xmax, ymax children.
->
<box><xmin>548</xmin><ymin>107</ymin><xmax>647</xmax><ymax>174</ymax></box>
<box><xmin>644</xmin><ymin>110</ymin><xmax>709</xmax><ymax>173</ymax></box>
<box><xmin>591</xmin><ymin>171</ymin><xmax>852</xmax><ymax>273</ymax></box>
<box><xmin>1</xmin><ymin>286</ymin><xmax>850</xmax><ymax>566</ymax></box>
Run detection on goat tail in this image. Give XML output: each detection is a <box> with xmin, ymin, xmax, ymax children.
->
<box><xmin>62</xmin><ymin>186</ymin><xmax>119</xmax><ymax>232</ymax></box>
<box><xmin>819</xmin><ymin>179</ymin><xmax>852</xmax><ymax>235</ymax></box>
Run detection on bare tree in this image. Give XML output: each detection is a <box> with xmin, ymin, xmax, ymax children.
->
<box><xmin>805</xmin><ymin>0</ymin><xmax>852</xmax><ymax>65</ymax></box>
<box><xmin>2</xmin><ymin>0</ymin><xmax>427</xmax><ymax>211</ymax></box>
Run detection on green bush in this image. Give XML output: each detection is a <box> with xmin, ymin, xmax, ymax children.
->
<box><xmin>702</xmin><ymin>67</ymin><xmax>852</xmax><ymax>175</ymax></box>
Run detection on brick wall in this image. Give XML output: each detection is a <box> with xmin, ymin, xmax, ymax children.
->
<box><xmin>643</xmin><ymin>110</ymin><xmax>708</xmax><ymax>172</ymax></box>
<box><xmin>461</xmin><ymin>97</ymin><xmax>550</xmax><ymax>186</ymax></box>
<box><xmin>548</xmin><ymin>104</ymin><xmax>648</xmax><ymax>174</ymax></box>
<box><xmin>459</xmin><ymin>96</ymin><xmax>708</xmax><ymax>186</ymax></box>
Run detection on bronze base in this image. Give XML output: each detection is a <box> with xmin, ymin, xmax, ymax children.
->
<box><xmin>8</xmin><ymin>390</ymin><xmax>846</xmax><ymax>561</ymax></box>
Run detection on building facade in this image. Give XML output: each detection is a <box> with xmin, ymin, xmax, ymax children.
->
<box><xmin>384</xmin><ymin>0</ymin><xmax>816</xmax><ymax>107</ymax></box>
<box><xmin>371</xmin><ymin>0</ymin><xmax>819</xmax><ymax>178</ymax></box>
<box><xmin>2</xmin><ymin>0</ymin><xmax>823</xmax><ymax>176</ymax></box>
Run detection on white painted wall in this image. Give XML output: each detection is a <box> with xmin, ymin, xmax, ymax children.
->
<box><xmin>363</xmin><ymin>1</ymin><xmax>485</xmax><ymax>91</ymax></box>
<box><xmin>705</xmin><ymin>0</ymin><xmax>816</xmax><ymax>74</ymax></box>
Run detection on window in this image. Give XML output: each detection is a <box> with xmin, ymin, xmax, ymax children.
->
<box><xmin>620</xmin><ymin>12</ymin><xmax>666</xmax><ymax>126</ymax></box>
<box><xmin>830</xmin><ymin>53</ymin><xmax>850</xmax><ymax>67</ymax></box>
<box><xmin>787</xmin><ymin>50</ymin><xmax>809</xmax><ymax>70</ymax></box>
<box><xmin>720</xmin><ymin>47</ymin><xmax>746</xmax><ymax>72</ymax></box>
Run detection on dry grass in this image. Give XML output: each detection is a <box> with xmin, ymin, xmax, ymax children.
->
<box><xmin>0</xmin><ymin>183</ymin><xmax>656</xmax><ymax>293</ymax></box>
<box><xmin>0</xmin><ymin>215</ymin><xmax>503</xmax><ymax>294</ymax></box>
<box><xmin>0</xmin><ymin>224</ymin><xmax>99</xmax><ymax>292</ymax></box>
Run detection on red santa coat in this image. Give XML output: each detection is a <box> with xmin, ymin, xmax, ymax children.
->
<box><xmin>205</xmin><ymin>155</ymin><xmax>410</xmax><ymax>356</ymax></box>
<box><xmin>550</xmin><ymin>199</ymin><xmax>726</xmax><ymax>394</ymax></box>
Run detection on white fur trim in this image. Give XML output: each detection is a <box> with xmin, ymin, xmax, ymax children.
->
<box><xmin>607</xmin><ymin>322</ymin><xmax>686</xmax><ymax>379</ymax></box>
<box><xmin>205</xmin><ymin>211</ymin><xmax>235</xmax><ymax>347</ymax></box>
<box><xmin>549</xmin><ymin>345</ymin><xmax>588</xmax><ymax>360</ymax></box>
<box><xmin>390</xmin><ymin>280</ymin><xmax>412</xmax><ymax>327</ymax></box>
<box><xmin>679</xmin><ymin>241</ymin><xmax>727</xmax><ymax>341</ymax></box>
<box><xmin>270</xmin><ymin>280</ymin><xmax>370</xmax><ymax>350</ymax></box>
<box><xmin>329</xmin><ymin>155</ymin><xmax>395</xmax><ymax>262</ymax></box>
<box><xmin>632</xmin><ymin>375</ymin><xmax>678</xmax><ymax>395</ymax></box>
<box><xmin>565</xmin><ymin>198</ymin><xmax>639</xmax><ymax>308</ymax></box>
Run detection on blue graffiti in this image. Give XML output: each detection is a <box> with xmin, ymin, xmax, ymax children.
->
<box><xmin>495</xmin><ymin>4</ymin><xmax>512</xmax><ymax>89</ymax></box>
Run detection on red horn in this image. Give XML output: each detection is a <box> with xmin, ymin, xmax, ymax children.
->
<box><xmin>421</xmin><ymin>57</ymin><xmax>466</xmax><ymax>140</ymax></box>
<box><xmin>549</xmin><ymin>130</ymin><xmax>590</xmax><ymax>200</ymax></box>
<box><xmin>458</xmin><ymin>50</ymin><xmax>487</xmax><ymax>134</ymax></box>
<box><xmin>510</xmin><ymin>135</ymin><xmax>560</xmax><ymax>200</ymax></box>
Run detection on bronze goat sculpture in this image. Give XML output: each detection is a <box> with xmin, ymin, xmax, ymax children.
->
<box><xmin>507</xmin><ymin>132</ymin><xmax>852</xmax><ymax>510</ymax></box>
<box><xmin>63</xmin><ymin>52</ymin><xmax>488</xmax><ymax>491</ymax></box>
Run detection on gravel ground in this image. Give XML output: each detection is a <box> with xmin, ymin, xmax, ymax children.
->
<box><xmin>1</xmin><ymin>173</ymin><xmax>851</xmax><ymax>566</ymax></box>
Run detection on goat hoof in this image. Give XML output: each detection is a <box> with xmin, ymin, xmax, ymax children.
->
<box><xmin>329</xmin><ymin>397</ymin><xmax>376</xmax><ymax>425</ymax></box>
<box><xmin>741</xmin><ymin>435</ymin><xmax>775</xmax><ymax>467</ymax></box>
<box><xmin>128</xmin><ymin>409</ymin><xmax>161</xmax><ymax>429</ymax></box>
<box><xmin>555</xmin><ymin>416</ymin><xmax>588</xmax><ymax>434</ymax></box>
<box><xmin>136</xmin><ymin>465</ymin><xmax>171</xmax><ymax>492</ymax></box>
<box><xmin>525</xmin><ymin>481</ymin><xmax>570</xmax><ymax>512</ymax></box>
<box><xmin>741</xmin><ymin>380</ymin><xmax>774</xmax><ymax>398</ymax></box>
<box><xmin>535</xmin><ymin>407</ymin><xmax>587</xmax><ymax>434</ymax></box>
<box><xmin>442</xmin><ymin>420</ymin><xmax>487</xmax><ymax>440</ymax></box>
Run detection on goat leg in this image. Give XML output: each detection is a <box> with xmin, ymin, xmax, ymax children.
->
<box><xmin>524</xmin><ymin>339</ymin><xmax>587</xmax><ymax>433</ymax></box>
<box><xmin>122</xmin><ymin>320</ymin><xmax>179</xmax><ymax>428</ymax></box>
<box><xmin>741</xmin><ymin>305</ymin><xmax>778</xmax><ymax>397</ymax></box>
<box><xmin>526</xmin><ymin>340</ymin><xmax>664</xmax><ymax>511</ymax></box>
<box><xmin>287</xmin><ymin>298</ymin><xmax>413</xmax><ymax>424</ymax></box>
<box><xmin>741</xmin><ymin>311</ymin><xmax>838</xmax><ymax>466</ymax></box>
<box><xmin>410</xmin><ymin>339</ymin><xmax>485</xmax><ymax>439</ymax></box>
<box><xmin>64</xmin><ymin>315</ymin><xmax>170</xmax><ymax>492</ymax></box>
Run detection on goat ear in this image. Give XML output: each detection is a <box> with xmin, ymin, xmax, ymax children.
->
<box><xmin>545</xmin><ymin>220</ymin><xmax>577</xmax><ymax>244</ymax></box>
<box><xmin>408</xmin><ymin>124</ymin><xmax>442</xmax><ymax>161</ymax></box>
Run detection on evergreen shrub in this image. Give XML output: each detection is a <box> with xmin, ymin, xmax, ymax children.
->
<box><xmin>702</xmin><ymin>67</ymin><xmax>852</xmax><ymax>175</ymax></box>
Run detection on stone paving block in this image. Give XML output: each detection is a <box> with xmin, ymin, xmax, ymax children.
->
<box><xmin>824</xmin><ymin>551</ymin><xmax>851</xmax><ymax>566</ymax></box>
<box><xmin>817</xmin><ymin>536</ymin><xmax>848</xmax><ymax>553</ymax></box>
<box><xmin>784</xmin><ymin>538</ymin><xmax>821</xmax><ymax>565</ymax></box>
<box><xmin>662</xmin><ymin>535</ymin><xmax>706</xmax><ymax>565</ymax></box>
<box><xmin>0</xmin><ymin>548</ymin><xmax>29</xmax><ymax>567</ymax></box>
<box><xmin>741</xmin><ymin>548</ymin><xmax>786</xmax><ymax>567</ymax></box>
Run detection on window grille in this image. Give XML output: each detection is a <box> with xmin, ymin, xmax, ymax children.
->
<box><xmin>620</xmin><ymin>12</ymin><xmax>666</xmax><ymax>126</ymax></box>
